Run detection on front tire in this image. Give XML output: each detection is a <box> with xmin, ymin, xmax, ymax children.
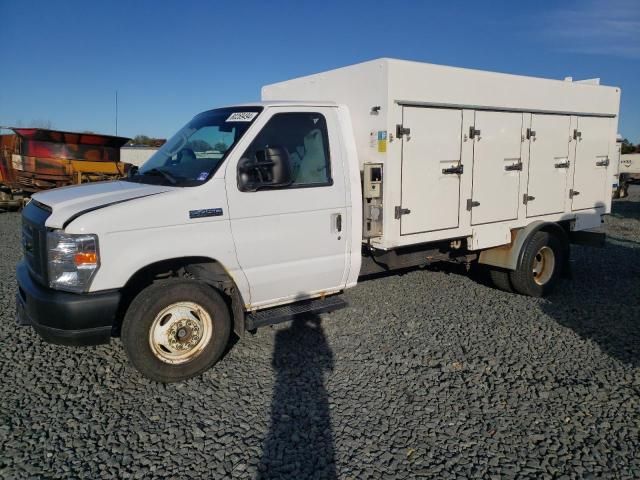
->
<box><xmin>122</xmin><ymin>279</ymin><xmax>231</xmax><ymax>382</ymax></box>
<box><xmin>509</xmin><ymin>231</ymin><xmax>565</xmax><ymax>297</ymax></box>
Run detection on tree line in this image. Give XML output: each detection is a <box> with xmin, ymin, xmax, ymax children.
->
<box><xmin>128</xmin><ymin>135</ymin><xmax>166</xmax><ymax>147</ymax></box>
<box><xmin>621</xmin><ymin>139</ymin><xmax>639</xmax><ymax>154</ymax></box>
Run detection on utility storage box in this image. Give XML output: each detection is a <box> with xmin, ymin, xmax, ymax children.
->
<box><xmin>263</xmin><ymin>58</ymin><xmax>621</xmax><ymax>250</ymax></box>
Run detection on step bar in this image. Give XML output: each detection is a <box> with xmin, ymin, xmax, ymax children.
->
<box><xmin>245</xmin><ymin>295</ymin><xmax>347</xmax><ymax>330</ymax></box>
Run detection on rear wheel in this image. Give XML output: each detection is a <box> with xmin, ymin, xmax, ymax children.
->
<box><xmin>122</xmin><ymin>279</ymin><xmax>231</xmax><ymax>382</ymax></box>
<box><xmin>489</xmin><ymin>268</ymin><xmax>514</xmax><ymax>293</ymax></box>
<box><xmin>509</xmin><ymin>231</ymin><xmax>565</xmax><ymax>297</ymax></box>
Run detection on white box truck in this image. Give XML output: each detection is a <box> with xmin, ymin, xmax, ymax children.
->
<box><xmin>617</xmin><ymin>153</ymin><xmax>640</xmax><ymax>198</ymax></box>
<box><xmin>16</xmin><ymin>59</ymin><xmax>620</xmax><ymax>382</ymax></box>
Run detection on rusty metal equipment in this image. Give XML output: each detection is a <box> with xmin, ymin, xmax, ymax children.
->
<box><xmin>0</xmin><ymin>128</ymin><xmax>131</xmax><ymax>210</ymax></box>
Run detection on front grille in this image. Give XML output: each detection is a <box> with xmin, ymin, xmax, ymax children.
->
<box><xmin>21</xmin><ymin>200</ymin><xmax>52</xmax><ymax>286</ymax></box>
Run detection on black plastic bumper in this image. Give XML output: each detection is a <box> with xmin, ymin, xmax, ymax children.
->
<box><xmin>15</xmin><ymin>261</ymin><xmax>120</xmax><ymax>346</ymax></box>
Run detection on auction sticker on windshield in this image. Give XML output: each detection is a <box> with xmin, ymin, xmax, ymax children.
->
<box><xmin>226</xmin><ymin>112</ymin><xmax>258</xmax><ymax>122</ymax></box>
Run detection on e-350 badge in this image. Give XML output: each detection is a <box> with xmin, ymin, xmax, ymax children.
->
<box><xmin>189</xmin><ymin>208</ymin><xmax>223</xmax><ymax>219</ymax></box>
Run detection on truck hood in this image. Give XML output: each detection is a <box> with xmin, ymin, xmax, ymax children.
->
<box><xmin>32</xmin><ymin>181</ymin><xmax>175</xmax><ymax>229</ymax></box>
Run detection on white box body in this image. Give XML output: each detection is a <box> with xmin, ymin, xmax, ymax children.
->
<box><xmin>263</xmin><ymin>58</ymin><xmax>621</xmax><ymax>250</ymax></box>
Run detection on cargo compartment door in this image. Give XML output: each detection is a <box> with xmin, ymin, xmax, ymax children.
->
<box><xmin>470</xmin><ymin>111</ymin><xmax>523</xmax><ymax>225</ymax></box>
<box><xmin>572</xmin><ymin>117</ymin><xmax>611</xmax><ymax>211</ymax></box>
<box><xmin>400</xmin><ymin>107</ymin><xmax>462</xmax><ymax>235</ymax></box>
<box><xmin>526</xmin><ymin>114</ymin><xmax>571</xmax><ymax>217</ymax></box>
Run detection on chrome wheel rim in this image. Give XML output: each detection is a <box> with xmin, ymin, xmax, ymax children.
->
<box><xmin>532</xmin><ymin>246</ymin><xmax>555</xmax><ymax>286</ymax></box>
<box><xmin>149</xmin><ymin>302</ymin><xmax>212</xmax><ymax>364</ymax></box>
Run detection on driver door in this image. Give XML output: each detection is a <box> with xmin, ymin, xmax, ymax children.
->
<box><xmin>225</xmin><ymin>107</ymin><xmax>349</xmax><ymax>308</ymax></box>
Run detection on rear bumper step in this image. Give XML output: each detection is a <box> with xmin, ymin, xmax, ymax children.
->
<box><xmin>246</xmin><ymin>295</ymin><xmax>347</xmax><ymax>330</ymax></box>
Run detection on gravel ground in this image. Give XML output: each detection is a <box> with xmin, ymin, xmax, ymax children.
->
<box><xmin>1</xmin><ymin>188</ymin><xmax>639</xmax><ymax>479</ymax></box>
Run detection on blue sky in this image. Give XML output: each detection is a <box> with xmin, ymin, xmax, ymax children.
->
<box><xmin>1</xmin><ymin>0</ymin><xmax>638</xmax><ymax>142</ymax></box>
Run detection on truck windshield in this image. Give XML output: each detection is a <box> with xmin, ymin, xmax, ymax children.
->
<box><xmin>127</xmin><ymin>107</ymin><xmax>262</xmax><ymax>186</ymax></box>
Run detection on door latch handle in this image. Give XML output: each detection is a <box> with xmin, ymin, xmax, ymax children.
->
<box><xmin>595</xmin><ymin>158</ymin><xmax>610</xmax><ymax>167</ymax></box>
<box><xmin>394</xmin><ymin>206</ymin><xmax>411</xmax><ymax>219</ymax></box>
<box><xmin>554</xmin><ymin>160</ymin><xmax>570</xmax><ymax>169</ymax></box>
<box><xmin>466</xmin><ymin>199</ymin><xmax>480</xmax><ymax>211</ymax></box>
<box><xmin>396</xmin><ymin>125</ymin><xmax>411</xmax><ymax>139</ymax></box>
<box><xmin>504</xmin><ymin>162</ymin><xmax>523</xmax><ymax>171</ymax></box>
<box><xmin>442</xmin><ymin>164</ymin><xmax>464</xmax><ymax>175</ymax></box>
<box><xmin>335</xmin><ymin>213</ymin><xmax>342</xmax><ymax>232</ymax></box>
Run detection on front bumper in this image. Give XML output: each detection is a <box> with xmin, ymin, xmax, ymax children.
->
<box><xmin>16</xmin><ymin>260</ymin><xmax>120</xmax><ymax>346</ymax></box>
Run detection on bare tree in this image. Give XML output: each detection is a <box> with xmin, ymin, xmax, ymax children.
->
<box><xmin>30</xmin><ymin>119</ymin><xmax>53</xmax><ymax>129</ymax></box>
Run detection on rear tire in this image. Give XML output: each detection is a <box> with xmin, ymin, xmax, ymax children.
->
<box><xmin>122</xmin><ymin>279</ymin><xmax>231</xmax><ymax>383</ymax></box>
<box><xmin>509</xmin><ymin>231</ymin><xmax>565</xmax><ymax>297</ymax></box>
<box><xmin>489</xmin><ymin>268</ymin><xmax>514</xmax><ymax>293</ymax></box>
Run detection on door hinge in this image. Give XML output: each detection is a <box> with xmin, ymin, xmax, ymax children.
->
<box><xmin>523</xmin><ymin>194</ymin><xmax>535</xmax><ymax>204</ymax></box>
<box><xmin>466</xmin><ymin>199</ymin><xmax>480</xmax><ymax>211</ymax></box>
<box><xmin>394</xmin><ymin>206</ymin><xmax>411</xmax><ymax>219</ymax></box>
<box><xmin>469</xmin><ymin>126</ymin><xmax>481</xmax><ymax>139</ymax></box>
<box><xmin>442</xmin><ymin>164</ymin><xmax>464</xmax><ymax>175</ymax></box>
<box><xmin>569</xmin><ymin>189</ymin><xmax>580</xmax><ymax>198</ymax></box>
<box><xmin>526</xmin><ymin>128</ymin><xmax>536</xmax><ymax>140</ymax></box>
<box><xmin>396</xmin><ymin>124</ymin><xmax>411</xmax><ymax>139</ymax></box>
<box><xmin>573</xmin><ymin>129</ymin><xmax>582</xmax><ymax>140</ymax></box>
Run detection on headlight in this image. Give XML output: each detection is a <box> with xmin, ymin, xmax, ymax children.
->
<box><xmin>47</xmin><ymin>231</ymin><xmax>100</xmax><ymax>292</ymax></box>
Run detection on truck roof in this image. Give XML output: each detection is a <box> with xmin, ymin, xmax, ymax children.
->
<box><xmin>217</xmin><ymin>100</ymin><xmax>339</xmax><ymax>109</ymax></box>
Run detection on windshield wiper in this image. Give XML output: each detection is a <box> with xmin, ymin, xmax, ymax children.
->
<box><xmin>141</xmin><ymin>168</ymin><xmax>178</xmax><ymax>185</ymax></box>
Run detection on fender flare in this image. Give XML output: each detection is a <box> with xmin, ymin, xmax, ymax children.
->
<box><xmin>478</xmin><ymin>221</ymin><xmax>569</xmax><ymax>271</ymax></box>
<box><xmin>117</xmin><ymin>257</ymin><xmax>247</xmax><ymax>338</ymax></box>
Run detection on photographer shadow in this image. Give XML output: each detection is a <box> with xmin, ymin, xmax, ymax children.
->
<box><xmin>258</xmin><ymin>314</ymin><xmax>336</xmax><ymax>479</ymax></box>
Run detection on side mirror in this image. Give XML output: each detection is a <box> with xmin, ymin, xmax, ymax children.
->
<box><xmin>264</xmin><ymin>146</ymin><xmax>292</xmax><ymax>185</ymax></box>
<box><xmin>238</xmin><ymin>146</ymin><xmax>292</xmax><ymax>191</ymax></box>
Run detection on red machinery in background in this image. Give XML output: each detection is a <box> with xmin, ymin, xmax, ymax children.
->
<box><xmin>0</xmin><ymin>128</ymin><xmax>131</xmax><ymax>209</ymax></box>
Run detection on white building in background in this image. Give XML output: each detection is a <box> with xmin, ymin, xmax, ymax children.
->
<box><xmin>120</xmin><ymin>146</ymin><xmax>158</xmax><ymax>167</ymax></box>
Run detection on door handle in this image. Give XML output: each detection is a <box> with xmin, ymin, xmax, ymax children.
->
<box><xmin>466</xmin><ymin>199</ymin><xmax>480</xmax><ymax>210</ymax></box>
<box><xmin>442</xmin><ymin>164</ymin><xmax>464</xmax><ymax>175</ymax></box>
<box><xmin>554</xmin><ymin>160</ymin><xmax>570</xmax><ymax>169</ymax></box>
<box><xmin>504</xmin><ymin>162</ymin><xmax>523</xmax><ymax>171</ymax></box>
<box><xmin>595</xmin><ymin>158</ymin><xmax>610</xmax><ymax>167</ymax></box>
<box><xmin>335</xmin><ymin>213</ymin><xmax>342</xmax><ymax>232</ymax></box>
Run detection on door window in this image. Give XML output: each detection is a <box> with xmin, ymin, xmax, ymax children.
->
<box><xmin>240</xmin><ymin>113</ymin><xmax>332</xmax><ymax>189</ymax></box>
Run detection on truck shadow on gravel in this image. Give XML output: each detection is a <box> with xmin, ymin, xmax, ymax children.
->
<box><xmin>258</xmin><ymin>314</ymin><xmax>336</xmax><ymax>479</ymax></box>
<box><xmin>539</xmin><ymin>197</ymin><xmax>640</xmax><ymax>368</ymax></box>
<box><xmin>609</xmin><ymin>200</ymin><xmax>640</xmax><ymax>221</ymax></box>
<box><xmin>540</xmin><ymin>238</ymin><xmax>640</xmax><ymax>368</ymax></box>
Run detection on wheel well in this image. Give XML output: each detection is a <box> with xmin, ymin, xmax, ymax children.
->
<box><xmin>516</xmin><ymin>222</ymin><xmax>570</xmax><ymax>270</ymax></box>
<box><xmin>479</xmin><ymin>221</ymin><xmax>570</xmax><ymax>271</ymax></box>
<box><xmin>113</xmin><ymin>257</ymin><xmax>246</xmax><ymax>338</ymax></box>
<box><xmin>536</xmin><ymin>222</ymin><xmax>570</xmax><ymax>248</ymax></box>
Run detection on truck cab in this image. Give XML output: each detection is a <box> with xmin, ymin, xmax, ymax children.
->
<box><xmin>16</xmin><ymin>102</ymin><xmax>362</xmax><ymax>382</ymax></box>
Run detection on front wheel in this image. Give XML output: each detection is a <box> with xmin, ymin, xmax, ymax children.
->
<box><xmin>122</xmin><ymin>279</ymin><xmax>231</xmax><ymax>382</ymax></box>
<box><xmin>509</xmin><ymin>231</ymin><xmax>566</xmax><ymax>297</ymax></box>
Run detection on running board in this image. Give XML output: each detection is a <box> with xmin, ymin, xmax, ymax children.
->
<box><xmin>245</xmin><ymin>296</ymin><xmax>347</xmax><ymax>330</ymax></box>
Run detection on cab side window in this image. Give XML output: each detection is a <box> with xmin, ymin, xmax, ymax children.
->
<box><xmin>240</xmin><ymin>112</ymin><xmax>332</xmax><ymax>188</ymax></box>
